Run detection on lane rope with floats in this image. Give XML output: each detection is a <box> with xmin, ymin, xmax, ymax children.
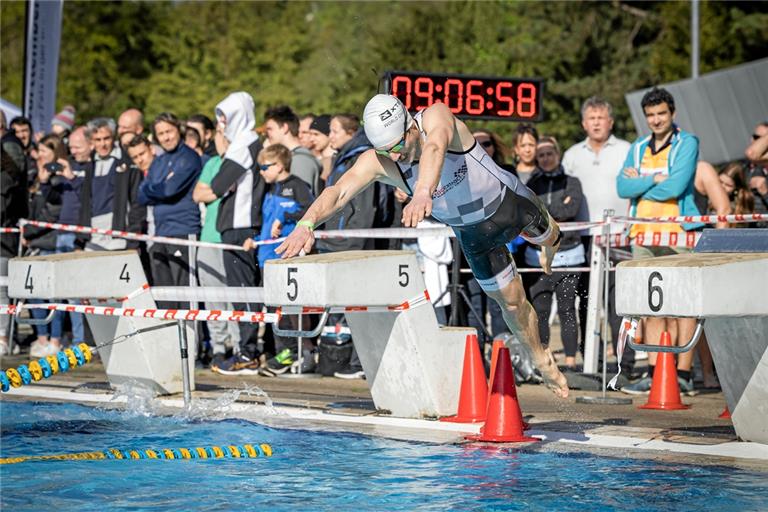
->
<box><xmin>0</xmin><ymin>323</ymin><xmax>176</xmax><ymax>393</ymax></box>
<box><xmin>0</xmin><ymin>443</ymin><xmax>273</xmax><ymax>465</ymax></box>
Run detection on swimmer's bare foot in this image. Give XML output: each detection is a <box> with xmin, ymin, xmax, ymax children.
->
<box><xmin>539</xmin><ymin>229</ymin><xmax>560</xmax><ymax>275</ymax></box>
<box><xmin>537</xmin><ymin>347</ymin><xmax>569</xmax><ymax>398</ymax></box>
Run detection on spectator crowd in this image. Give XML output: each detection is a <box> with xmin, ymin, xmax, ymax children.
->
<box><xmin>1</xmin><ymin>88</ymin><xmax>766</xmax><ymax>395</ymax></box>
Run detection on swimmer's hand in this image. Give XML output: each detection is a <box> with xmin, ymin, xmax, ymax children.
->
<box><xmin>275</xmin><ymin>223</ymin><xmax>315</xmax><ymax>259</ymax></box>
<box><xmin>402</xmin><ymin>188</ymin><xmax>432</xmax><ymax>227</ymax></box>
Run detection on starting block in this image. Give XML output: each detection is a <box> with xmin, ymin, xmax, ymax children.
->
<box><xmin>8</xmin><ymin>250</ymin><xmax>194</xmax><ymax>395</ymax></box>
<box><xmin>616</xmin><ymin>230</ymin><xmax>768</xmax><ymax>444</ymax></box>
<box><xmin>264</xmin><ymin>250</ymin><xmax>472</xmax><ymax>418</ymax></box>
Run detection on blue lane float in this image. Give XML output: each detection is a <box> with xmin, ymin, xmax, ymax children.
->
<box><xmin>1</xmin><ymin>343</ymin><xmax>94</xmax><ymax>392</ymax></box>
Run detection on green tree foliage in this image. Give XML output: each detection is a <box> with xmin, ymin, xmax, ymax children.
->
<box><xmin>0</xmin><ymin>1</ymin><xmax>27</xmax><ymax>109</ymax></box>
<box><xmin>1</xmin><ymin>1</ymin><xmax>765</xmax><ymax>148</ymax></box>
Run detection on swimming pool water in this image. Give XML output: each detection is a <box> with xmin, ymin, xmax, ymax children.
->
<box><xmin>1</xmin><ymin>401</ymin><xmax>767</xmax><ymax>511</ymax></box>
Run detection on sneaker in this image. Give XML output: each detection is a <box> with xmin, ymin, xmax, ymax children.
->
<box><xmin>259</xmin><ymin>348</ymin><xmax>294</xmax><ymax>377</ymax></box>
<box><xmin>290</xmin><ymin>350</ymin><xmax>317</xmax><ymax>374</ymax></box>
<box><xmin>211</xmin><ymin>353</ymin><xmax>261</xmax><ymax>376</ymax></box>
<box><xmin>334</xmin><ymin>365</ymin><xmax>365</xmax><ymax>380</ymax></box>
<box><xmin>29</xmin><ymin>340</ymin><xmax>51</xmax><ymax>359</ymax></box>
<box><xmin>678</xmin><ymin>377</ymin><xmax>698</xmax><ymax>397</ymax></box>
<box><xmin>621</xmin><ymin>375</ymin><xmax>652</xmax><ymax>395</ymax></box>
<box><xmin>211</xmin><ymin>353</ymin><xmax>228</xmax><ymax>369</ymax></box>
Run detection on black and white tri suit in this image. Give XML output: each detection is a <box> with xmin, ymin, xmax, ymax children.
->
<box><xmin>396</xmin><ymin>112</ymin><xmax>552</xmax><ymax>291</ymax></box>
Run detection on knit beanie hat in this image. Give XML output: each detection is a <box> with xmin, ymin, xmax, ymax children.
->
<box><xmin>309</xmin><ymin>114</ymin><xmax>331</xmax><ymax>136</ymax></box>
<box><xmin>51</xmin><ymin>106</ymin><xmax>76</xmax><ymax>131</ymax></box>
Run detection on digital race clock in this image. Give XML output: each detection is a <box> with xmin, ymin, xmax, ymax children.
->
<box><xmin>382</xmin><ymin>71</ymin><xmax>544</xmax><ymax>122</ymax></box>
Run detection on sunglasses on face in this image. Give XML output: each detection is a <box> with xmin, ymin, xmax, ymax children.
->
<box><xmin>375</xmin><ymin>136</ymin><xmax>407</xmax><ymax>156</ymax></box>
<box><xmin>479</xmin><ymin>140</ymin><xmax>493</xmax><ymax>148</ymax></box>
<box><xmin>259</xmin><ymin>163</ymin><xmax>274</xmax><ymax>171</ymax></box>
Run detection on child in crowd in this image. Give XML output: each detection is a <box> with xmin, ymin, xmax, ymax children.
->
<box><xmin>243</xmin><ymin>144</ymin><xmax>314</xmax><ymax>375</ymax></box>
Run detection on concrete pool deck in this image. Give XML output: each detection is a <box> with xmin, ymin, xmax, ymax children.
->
<box><xmin>2</xmin><ymin>352</ymin><xmax>767</xmax><ymax>472</ymax></box>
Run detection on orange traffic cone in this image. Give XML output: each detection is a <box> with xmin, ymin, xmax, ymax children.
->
<box><xmin>638</xmin><ymin>332</ymin><xmax>690</xmax><ymax>410</ymax></box>
<box><xmin>488</xmin><ymin>339</ymin><xmax>529</xmax><ymax>430</ymax></box>
<box><xmin>719</xmin><ymin>406</ymin><xmax>731</xmax><ymax>419</ymax></box>
<box><xmin>487</xmin><ymin>339</ymin><xmax>504</xmax><ymax>405</ymax></box>
<box><xmin>466</xmin><ymin>347</ymin><xmax>538</xmax><ymax>443</ymax></box>
<box><xmin>442</xmin><ymin>334</ymin><xmax>488</xmax><ymax>423</ymax></box>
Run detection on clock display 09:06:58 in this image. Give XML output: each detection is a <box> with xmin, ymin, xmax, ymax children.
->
<box><xmin>384</xmin><ymin>71</ymin><xmax>544</xmax><ymax>121</ymax></box>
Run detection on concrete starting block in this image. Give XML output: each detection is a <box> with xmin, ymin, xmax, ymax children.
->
<box><xmin>616</xmin><ymin>250</ymin><xmax>768</xmax><ymax>445</ymax></box>
<box><xmin>264</xmin><ymin>250</ymin><xmax>472</xmax><ymax>419</ymax></box>
<box><xmin>8</xmin><ymin>251</ymin><xmax>194</xmax><ymax>395</ymax></box>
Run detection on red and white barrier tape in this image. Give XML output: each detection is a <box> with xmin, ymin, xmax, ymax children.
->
<box><xmin>118</xmin><ymin>282</ymin><xmax>151</xmax><ymax>302</ymax></box>
<box><xmin>0</xmin><ymin>304</ymin><xmax>17</xmax><ymax>315</ymax></box>
<box><xmin>1</xmin><ymin>290</ymin><xmax>432</xmax><ymax>321</ymax></box>
<box><xmin>14</xmin><ymin>213</ymin><xmax>764</xmax><ymax>254</ymax></box>
<box><xmin>1</xmin><ymin>302</ymin><xmax>280</xmax><ymax>323</ymax></box>
<box><xmin>278</xmin><ymin>290</ymin><xmax>431</xmax><ymax>315</ymax></box>
<box><xmin>459</xmin><ymin>266</ymin><xmax>621</xmax><ymax>274</ymax></box>
<box><xmin>82</xmin><ymin>283</ymin><xmax>151</xmax><ymax>305</ymax></box>
<box><xmin>594</xmin><ymin>231</ymin><xmax>701</xmax><ymax>248</ymax></box>
<box><xmin>15</xmin><ymin>219</ymin><xmax>606</xmax><ymax>251</ymax></box>
<box><xmin>317</xmin><ymin>222</ymin><xmax>600</xmax><ymax>240</ymax></box>
<box><xmin>613</xmin><ymin>213</ymin><xmax>766</xmax><ymax>225</ymax></box>
<box><xmin>17</xmin><ymin>219</ymin><xmax>252</xmax><ymax>251</ymax></box>
<box><xmin>321</xmin><ymin>325</ymin><xmax>352</xmax><ymax>337</ymax></box>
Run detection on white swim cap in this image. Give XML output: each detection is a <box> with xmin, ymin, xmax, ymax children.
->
<box><xmin>363</xmin><ymin>94</ymin><xmax>413</xmax><ymax>150</ymax></box>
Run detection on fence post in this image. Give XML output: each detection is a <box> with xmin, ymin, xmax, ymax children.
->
<box><xmin>582</xmin><ymin>215</ymin><xmax>606</xmax><ymax>374</ymax></box>
<box><xmin>177</xmin><ymin>319</ymin><xmax>192</xmax><ymax>407</ymax></box>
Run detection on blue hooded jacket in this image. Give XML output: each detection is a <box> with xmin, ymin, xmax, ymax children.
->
<box><xmin>255</xmin><ymin>175</ymin><xmax>314</xmax><ymax>266</ymax></box>
<box><xmin>616</xmin><ymin>126</ymin><xmax>703</xmax><ymax>232</ymax></box>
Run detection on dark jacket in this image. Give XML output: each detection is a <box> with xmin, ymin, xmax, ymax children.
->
<box><xmin>1</xmin><ymin>133</ymin><xmax>28</xmax><ymax>257</ymax></box>
<box><xmin>24</xmin><ymin>181</ymin><xmax>62</xmax><ymax>251</ymax></box>
<box><xmin>77</xmin><ymin>150</ymin><xmax>145</xmax><ymax>249</ymax></box>
<box><xmin>316</xmin><ymin>130</ymin><xmax>376</xmax><ymax>252</ymax></box>
<box><xmin>139</xmin><ymin>142</ymin><xmax>201</xmax><ymax>237</ymax></box>
<box><xmin>526</xmin><ymin>165</ymin><xmax>584</xmax><ymax>252</ymax></box>
<box><xmin>54</xmin><ymin>158</ymin><xmax>85</xmax><ymax>225</ymax></box>
<box><xmin>1</xmin><ymin>131</ymin><xmax>26</xmax><ymax>174</ymax></box>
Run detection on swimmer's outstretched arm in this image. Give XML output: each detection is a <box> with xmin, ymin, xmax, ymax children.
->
<box><xmin>275</xmin><ymin>151</ymin><xmax>387</xmax><ymax>259</ymax></box>
<box><xmin>402</xmin><ymin>103</ymin><xmax>455</xmax><ymax>227</ymax></box>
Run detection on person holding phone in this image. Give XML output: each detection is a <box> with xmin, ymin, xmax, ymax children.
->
<box><xmin>24</xmin><ymin>134</ymin><xmax>68</xmax><ymax>357</ymax></box>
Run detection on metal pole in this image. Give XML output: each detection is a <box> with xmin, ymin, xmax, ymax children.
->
<box><xmin>297</xmin><ymin>314</ymin><xmax>303</xmax><ymax>375</ymax></box>
<box><xmin>691</xmin><ymin>0</ymin><xmax>699</xmax><ymax>78</ymax></box>
<box><xmin>601</xmin><ymin>210</ymin><xmax>614</xmax><ymax>398</ymax></box>
<box><xmin>7</xmin><ymin>226</ymin><xmax>25</xmax><ymax>355</ymax></box>
<box><xmin>280</xmin><ymin>313</ymin><xmax>322</xmax><ymax>379</ymax></box>
<box><xmin>449</xmin><ymin>238</ymin><xmax>460</xmax><ymax>326</ymax></box>
<box><xmin>177</xmin><ymin>320</ymin><xmax>192</xmax><ymax>407</ymax></box>
<box><xmin>187</xmin><ymin>240</ymin><xmax>198</xmax><ymax>359</ymax></box>
<box><xmin>575</xmin><ymin>210</ymin><xmax>631</xmax><ymax>405</ymax></box>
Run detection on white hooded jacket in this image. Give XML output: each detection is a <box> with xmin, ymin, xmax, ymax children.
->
<box><xmin>211</xmin><ymin>91</ymin><xmax>264</xmax><ymax>231</ymax></box>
